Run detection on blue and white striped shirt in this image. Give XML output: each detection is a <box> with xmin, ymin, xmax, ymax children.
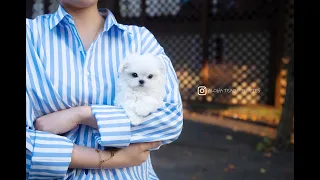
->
<box><xmin>26</xmin><ymin>5</ymin><xmax>183</xmax><ymax>180</ymax></box>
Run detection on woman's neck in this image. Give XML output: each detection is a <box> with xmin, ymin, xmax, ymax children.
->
<box><xmin>61</xmin><ymin>4</ymin><xmax>105</xmax><ymax>50</ymax></box>
<box><xmin>62</xmin><ymin>3</ymin><xmax>104</xmax><ymax>31</ymax></box>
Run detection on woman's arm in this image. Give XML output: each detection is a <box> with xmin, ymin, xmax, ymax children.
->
<box><xmin>27</xmin><ymin>91</ymin><xmax>160</xmax><ymax>179</ymax></box>
<box><xmin>26</xmin><ymin>91</ymin><xmax>74</xmax><ymax>179</ymax></box>
<box><xmin>89</xmin><ymin>26</ymin><xmax>183</xmax><ymax>149</ymax></box>
<box><xmin>70</xmin><ymin>141</ymin><xmax>160</xmax><ymax>169</ymax></box>
<box><xmin>26</xmin><ymin>22</ymin><xmax>74</xmax><ymax>178</ymax></box>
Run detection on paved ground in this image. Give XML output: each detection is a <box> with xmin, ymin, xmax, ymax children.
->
<box><xmin>150</xmin><ymin>120</ymin><xmax>294</xmax><ymax>180</ymax></box>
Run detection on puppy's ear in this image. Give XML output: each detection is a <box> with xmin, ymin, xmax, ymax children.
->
<box><xmin>118</xmin><ymin>61</ymin><xmax>129</xmax><ymax>73</ymax></box>
<box><xmin>119</xmin><ymin>53</ymin><xmax>136</xmax><ymax>73</ymax></box>
<box><xmin>157</xmin><ymin>57</ymin><xmax>167</xmax><ymax>75</ymax></box>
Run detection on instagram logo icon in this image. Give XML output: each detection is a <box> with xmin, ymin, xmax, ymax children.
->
<box><xmin>197</xmin><ymin>86</ymin><xmax>207</xmax><ymax>95</ymax></box>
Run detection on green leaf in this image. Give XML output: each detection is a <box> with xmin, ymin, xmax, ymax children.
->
<box><xmin>263</xmin><ymin>137</ymin><xmax>272</xmax><ymax>145</ymax></box>
<box><xmin>260</xmin><ymin>168</ymin><xmax>267</xmax><ymax>173</ymax></box>
<box><xmin>256</xmin><ymin>142</ymin><xmax>264</xmax><ymax>151</ymax></box>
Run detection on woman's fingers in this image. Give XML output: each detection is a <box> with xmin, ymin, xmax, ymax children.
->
<box><xmin>140</xmin><ymin>141</ymin><xmax>161</xmax><ymax>151</ymax></box>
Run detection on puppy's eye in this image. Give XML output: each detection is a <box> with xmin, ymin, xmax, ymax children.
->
<box><xmin>148</xmin><ymin>74</ymin><xmax>153</xmax><ymax>79</ymax></box>
<box><xmin>132</xmin><ymin>73</ymin><xmax>138</xmax><ymax>78</ymax></box>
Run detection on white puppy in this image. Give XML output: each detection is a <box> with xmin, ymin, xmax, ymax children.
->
<box><xmin>114</xmin><ymin>53</ymin><xmax>167</xmax><ymax>125</ymax></box>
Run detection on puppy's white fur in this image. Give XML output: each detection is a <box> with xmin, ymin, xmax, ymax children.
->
<box><xmin>114</xmin><ymin>53</ymin><xmax>167</xmax><ymax>125</ymax></box>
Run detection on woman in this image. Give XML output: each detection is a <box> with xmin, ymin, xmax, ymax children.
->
<box><xmin>26</xmin><ymin>0</ymin><xmax>183</xmax><ymax>179</ymax></box>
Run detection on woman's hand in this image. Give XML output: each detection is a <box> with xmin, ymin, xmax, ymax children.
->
<box><xmin>102</xmin><ymin>142</ymin><xmax>162</xmax><ymax>169</ymax></box>
<box><xmin>34</xmin><ymin>106</ymin><xmax>96</xmax><ymax>134</ymax></box>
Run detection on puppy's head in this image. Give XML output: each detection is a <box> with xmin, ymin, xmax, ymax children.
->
<box><xmin>118</xmin><ymin>53</ymin><xmax>166</xmax><ymax>90</ymax></box>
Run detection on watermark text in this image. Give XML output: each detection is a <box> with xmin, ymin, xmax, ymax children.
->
<box><xmin>197</xmin><ymin>86</ymin><xmax>260</xmax><ymax>95</ymax></box>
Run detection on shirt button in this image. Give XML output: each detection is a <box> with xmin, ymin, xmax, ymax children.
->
<box><xmin>85</xmin><ymin>72</ymin><xmax>90</xmax><ymax>76</ymax></box>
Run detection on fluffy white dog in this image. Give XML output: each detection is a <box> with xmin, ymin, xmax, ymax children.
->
<box><xmin>114</xmin><ymin>53</ymin><xmax>167</xmax><ymax>125</ymax></box>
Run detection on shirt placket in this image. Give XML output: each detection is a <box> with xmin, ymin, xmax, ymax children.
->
<box><xmin>68</xmin><ymin>21</ymin><xmax>104</xmax><ymax>105</ymax></box>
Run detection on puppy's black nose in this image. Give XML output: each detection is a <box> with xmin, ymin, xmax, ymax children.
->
<box><xmin>139</xmin><ymin>80</ymin><xmax>145</xmax><ymax>84</ymax></box>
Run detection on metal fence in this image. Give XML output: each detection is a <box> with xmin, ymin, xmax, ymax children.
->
<box><xmin>26</xmin><ymin>0</ymin><xmax>294</xmax><ymax>108</ymax></box>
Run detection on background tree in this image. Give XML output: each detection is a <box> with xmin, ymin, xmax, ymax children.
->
<box><xmin>274</xmin><ymin>54</ymin><xmax>294</xmax><ymax>150</ymax></box>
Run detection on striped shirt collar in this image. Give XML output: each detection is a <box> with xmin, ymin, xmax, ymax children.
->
<box><xmin>49</xmin><ymin>5</ymin><xmax>130</xmax><ymax>34</ymax></box>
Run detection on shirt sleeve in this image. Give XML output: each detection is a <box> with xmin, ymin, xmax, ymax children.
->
<box><xmin>26</xmin><ymin>20</ymin><xmax>74</xmax><ymax>179</ymax></box>
<box><xmin>91</xmin><ymin>26</ymin><xmax>183</xmax><ymax>149</ymax></box>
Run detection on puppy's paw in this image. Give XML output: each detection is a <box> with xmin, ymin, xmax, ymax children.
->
<box><xmin>125</xmin><ymin>109</ymin><xmax>144</xmax><ymax>126</ymax></box>
<box><xmin>130</xmin><ymin>115</ymin><xmax>144</xmax><ymax>126</ymax></box>
<box><xmin>133</xmin><ymin>96</ymin><xmax>163</xmax><ymax>117</ymax></box>
<box><xmin>135</xmin><ymin>106</ymin><xmax>151</xmax><ymax>116</ymax></box>
<box><xmin>143</xmin><ymin>96</ymin><xmax>159</xmax><ymax>104</ymax></box>
<box><xmin>134</xmin><ymin>98</ymin><xmax>158</xmax><ymax>116</ymax></box>
<box><xmin>141</xmin><ymin>96</ymin><xmax>163</xmax><ymax>113</ymax></box>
